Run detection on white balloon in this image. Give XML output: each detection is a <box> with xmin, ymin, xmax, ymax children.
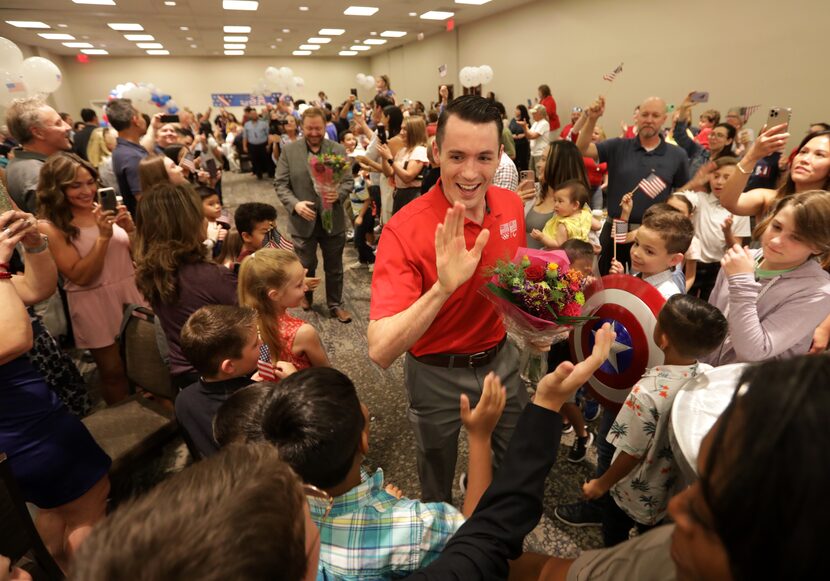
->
<box><xmin>293</xmin><ymin>76</ymin><xmax>304</xmax><ymax>89</ymax></box>
<box><xmin>479</xmin><ymin>65</ymin><xmax>494</xmax><ymax>84</ymax></box>
<box><xmin>364</xmin><ymin>75</ymin><xmax>375</xmax><ymax>90</ymax></box>
<box><xmin>459</xmin><ymin>67</ymin><xmax>473</xmax><ymax>88</ymax></box>
<box><xmin>0</xmin><ymin>37</ymin><xmax>23</xmax><ymax>75</ymax></box>
<box><xmin>21</xmin><ymin>57</ymin><xmax>62</xmax><ymax>94</ymax></box>
<box><xmin>356</xmin><ymin>73</ymin><xmax>366</xmax><ymax>84</ymax></box>
<box><xmin>279</xmin><ymin>66</ymin><xmax>294</xmax><ymax>80</ymax></box>
<box><xmin>265</xmin><ymin>66</ymin><xmax>280</xmax><ymax>83</ymax></box>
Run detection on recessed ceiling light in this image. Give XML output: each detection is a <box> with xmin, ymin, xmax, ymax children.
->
<box><xmin>223</xmin><ymin>35</ymin><xmax>248</xmax><ymax>42</ymax></box>
<box><xmin>82</xmin><ymin>35</ymin><xmax>90</xmax><ymax>39</ymax></box>
<box><xmin>292</xmin><ymin>50</ymin><xmax>311</xmax><ymax>56</ymax></box>
<box><xmin>100</xmin><ymin>44</ymin><xmax>107</xmax><ymax>47</ymax></box>
<box><xmin>299</xmin><ymin>6</ymin><xmax>309</xmax><ymax>11</ymax></box>
<box><xmin>455</xmin><ymin>0</ymin><xmax>491</xmax><ymax>4</ymax></box>
<box><xmin>380</xmin><ymin>30</ymin><xmax>407</xmax><ymax>37</ymax></box>
<box><xmin>350</xmin><ymin>45</ymin><xmax>371</xmax><ymax>51</ymax></box>
<box><xmin>39</xmin><ymin>33</ymin><xmax>75</xmax><ymax>40</ymax></box>
<box><xmin>180</xmin><ymin>26</ymin><xmax>189</xmax><ymax>31</ymax></box>
<box><xmin>124</xmin><ymin>34</ymin><xmax>154</xmax><ymax>41</ymax></box>
<box><xmin>370</xmin><ymin>31</ymin><xmax>377</xmax><ymax>35</ymax></box>
<box><xmin>282</xmin><ymin>28</ymin><xmax>291</xmax><ymax>33</ymax></box>
<box><xmin>299</xmin><ymin>44</ymin><xmax>320</xmax><ymax>50</ymax></box>
<box><xmin>224</xmin><ymin>43</ymin><xmax>246</xmax><ymax>49</ymax></box>
<box><xmin>63</xmin><ymin>42</ymin><xmax>94</xmax><ymax>48</ymax></box>
<box><xmin>420</xmin><ymin>11</ymin><xmax>454</xmax><ymax>20</ymax></box>
<box><xmin>108</xmin><ymin>23</ymin><xmax>144</xmax><ymax>31</ymax></box>
<box><xmin>319</xmin><ymin>28</ymin><xmax>345</xmax><ymax>35</ymax></box>
<box><xmin>164</xmin><ymin>1</ymin><xmax>177</xmax><ymax>6</ymax></box>
<box><xmin>223</xmin><ymin>0</ymin><xmax>259</xmax><ymax>10</ymax></box>
<box><xmin>270</xmin><ymin>44</ymin><xmax>276</xmax><ymax>48</ymax></box>
<box><xmin>146</xmin><ymin>49</ymin><xmax>170</xmax><ymax>55</ymax></box>
<box><xmin>363</xmin><ymin>38</ymin><xmax>386</xmax><ymax>45</ymax></box>
<box><xmin>5</xmin><ymin>21</ymin><xmax>50</xmax><ymax>29</ymax></box>
<box><xmin>57</xmin><ymin>24</ymin><xmax>69</xmax><ymax>28</ymax></box>
<box><xmin>223</xmin><ymin>25</ymin><xmax>251</xmax><ymax>33</ymax></box>
<box><xmin>72</xmin><ymin>0</ymin><xmax>115</xmax><ymax>4</ymax></box>
<box><xmin>408</xmin><ymin>12</ymin><xmax>417</xmax><ymax>16</ymax></box>
<box><xmin>339</xmin><ymin>50</ymin><xmax>358</xmax><ymax>56</ymax></box>
<box><xmin>307</xmin><ymin>37</ymin><xmax>331</xmax><ymax>43</ymax></box>
<box><xmin>344</xmin><ymin>6</ymin><xmax>379</xmax><ymax>16</ymax></box>
<box><xmin>185</xmin><ymin>36</ymin><xmax>194</xmax><ymax>40</ymax></box>
<box><xmin>224</xmin><ymin>50</ymin><xmax>244</xmax><ymax>55</ymax></box>
<box><xmin>137</xmin><ymin>43</ymin><xmax>164</xmax><ymax>49</ymax></box>
<box><xmin>81</xmin><ymin>48</ymin><xmax>109</xmax><ymax>54</ymax></box>
<box><xmin>190</xmin><ymin>44</ymin><xmax>198</xmax><ymax>48</ymax></box>
<box><xmin>276</xmin><ymin>38</ymin><xmax>283</xmax><ymax>42</ymax></box>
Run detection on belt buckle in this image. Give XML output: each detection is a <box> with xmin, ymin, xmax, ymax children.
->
<box><xmin>468</xmin><ymin>350</ymin><xmax>488</xmax><ymax>368</ymax></box>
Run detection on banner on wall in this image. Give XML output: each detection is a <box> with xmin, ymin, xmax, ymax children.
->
<box><xmin>211</xmin><ymin>93</ymin><xmax>283</xmax><ymax>107</ymax></box>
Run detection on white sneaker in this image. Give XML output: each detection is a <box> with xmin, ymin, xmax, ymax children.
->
<box><xmin>368</xmin><ymin>263</ymin><xmax>375</xmax><ymax>273</ymax></box>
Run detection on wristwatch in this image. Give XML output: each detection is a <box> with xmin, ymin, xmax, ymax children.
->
<box><xmin>22</xmin><ymin>234</ymin><xmax>49</xmax><ymax>254</ymax></box>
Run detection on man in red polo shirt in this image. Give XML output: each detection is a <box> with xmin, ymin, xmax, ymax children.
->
<box><xmin>368</xmin><ymin>96</ymin><xmax>527</xmax><ymax>502</ymax></box>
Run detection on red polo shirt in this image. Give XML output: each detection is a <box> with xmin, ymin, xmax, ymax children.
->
<box><xmin>370</xmin><ymin>180</ymin><xmax>526</xmax><ymax>357</ymax></box>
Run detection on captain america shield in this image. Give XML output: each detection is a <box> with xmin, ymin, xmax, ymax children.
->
<box><xmin>569</xmin><ymin>274</ymin><xmax>666</xmax><ymax>410</ymax></box>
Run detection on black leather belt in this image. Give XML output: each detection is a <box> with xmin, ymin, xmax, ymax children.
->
<box><xmin>413</xmin><ymin>336</ymin><xmax>507</xmax><ymax>369</ymax></box>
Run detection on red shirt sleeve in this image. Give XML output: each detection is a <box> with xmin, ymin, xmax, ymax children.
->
<box><xmin>369</xmin><ymin>226</ymin><xmax>426</xmax><ymax>321</ymax></box>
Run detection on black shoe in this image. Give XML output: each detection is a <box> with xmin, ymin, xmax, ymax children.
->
<box><xmin>583</xmin><ymin>398</ymin><xmax>601</xmax><ymax>422</ymax></box>
<box><xmin>554</xmin><ymin>501</ymin><xmax>602</xmax><ymax>527</ymax></box>
<box><xmin>567</xmin><ymin>432</ymin><xmax>594</xmax><ymax>463</ymax></box>
<box><xmin>562</xmin><ymin>421</ymin><xmax>574</xmax><ymax>434</ymax></box>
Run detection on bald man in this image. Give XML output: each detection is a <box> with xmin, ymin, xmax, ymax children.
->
<box><xmin>576</xmin><ymin>96</ymin><xmax>689</xmax><ymax>275</ymax></box>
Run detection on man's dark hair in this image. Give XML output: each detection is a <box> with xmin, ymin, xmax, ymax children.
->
<box><xmin>657</xmin><ymin>295</ymin><xmax>727</xmax><ymax>358</ymax></box>
<box><xmin>180</xmin><ymin>305</ymin><xmax>258</xmax><ymax>377</ymax></box>
<box><xmin>373</xmin><ymin>94</ymin><xmax>393</xmax><ymax>110</ymax></box>
<box><xmin>72</xmin><ymin>121</ymin><xmax>85</xmax><ymax>132</ymax></box>
<box><xmin>702</xmin><ymin>355</ymin><xmax>830</xmax><ymax>581</ymax></box>
<box><xmin>436</xmin><ymin>95</ymin><xmax>503</xmax><ymax>149</ymax></box>
<box><xmin>562</xmin><ymin>239</ymin><xmax>594</xmax><ymax>264</ymax></box>
<box><xmin>714</xmin><ymin>122</ymin><xmax>737</xmax><ymax>143</ymax></box>
<box><xmin>234</xmin><ymin>202</ymin><xmax>277</xmax><ymax>236</ymax></box>
<box><xmin>811</xmin><ymin>122</ymin><xmax>830</xmax><ymax>131</ymax></box>
<box><xmin>81</xmin><ymin>108</ymin><xmax>97</xmax><ymax>123</ymax></box>
<box><xmin>214</xmin><ymin>368</ymin><xmax>365</xmax><ymax>489</ymax></box>
<box><xmin>70</xmin><ymin>443</ymin><xmax>308</xmax><ymax>581</ymax></box>
<box><xmin>493</xmin><ymin>101</ymin><xmax>506</xmax><ymax>117</ymax></box>
<box><xmin>641</xmin><ymin>203</ymin><xmax>694</xmax><ymax>254</ymax></box>
<box><xmin>106</xmin><ymin>98</ymin><xmax>136</xmax><ymax>132</ymax></box>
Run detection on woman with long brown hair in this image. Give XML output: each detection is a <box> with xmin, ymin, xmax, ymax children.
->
<box><xmin>377</xmin><ymin>115</ymin><xmax>429</xmax><ymax>214</ymax></box>
<box><xmin>37</xmin><ymin>152</ymin><xmax>143</xmax><ymax>404</ymax></box>
<box><xmin>133</xmin><ymin>182</ymin><xmax>237</xmax><ymax>390</ymax></box>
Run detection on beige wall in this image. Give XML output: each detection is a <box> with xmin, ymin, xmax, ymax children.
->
<box><xmin>371</xmin><ymin>0</ymin><xmax>825</xmax><ymax>139</ymax></box>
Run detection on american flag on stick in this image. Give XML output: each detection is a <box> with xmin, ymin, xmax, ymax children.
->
<box><xmin>263</xmin><ymin>228</ymin><xmax>295</xmax><ymax>252</ymax></box>
<box><xmin>6</xmin><ymin>82</ymin><xmax>25</xmax><ymax>94</ymax></box>
<box><xmin>637</xmin><ymin>173</ymin><xmax>668</xmax><ymax>199</ymax></box>
<box><xmin>740</xmin><ymin>105</ymin><xmax>760</xmax><ymax>124</ymax></box>
<box><xmin>613</xmin><ymin>219</ymin><xmax>629</xmax><ymax>243</ymax></box>
<box><xmin>257</xmin><ymin>343</ymin><xmax>278</xmax><ymax>381</ymax></box>
<box><xmin>602</xmin><ymin>63</ymin><xmax>624</xmax><ymax>83</ymax></box>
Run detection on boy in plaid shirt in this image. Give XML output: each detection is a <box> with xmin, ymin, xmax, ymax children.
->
<box><xmin>214</xmin><ymin>367</ymin><xmax>506</xmax><ymax>579</ymax></box>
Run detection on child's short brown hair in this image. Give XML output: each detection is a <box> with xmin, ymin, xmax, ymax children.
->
<box><xmin>641</xmin><ymin>204</ymin><xmax>694</xmax><ymax>254</ymax></box>
<box><xmin>557</xmin><ymin>179</ymin><xmax>590</xmax><ymax>208</ymax></box>
<box><xmin>700</xmin><ymin>109</ymin><xmax>721</xmax><ymax>124</ymax></box>
<box><xmin>658</xmin><ymin>295</ymin><xmax>727</xmax><ymax>358</ymax></box>
<box><xmin>181</xmin><ymin>305</ymin><xmax>258</xmax><ymax>376</ymax></box>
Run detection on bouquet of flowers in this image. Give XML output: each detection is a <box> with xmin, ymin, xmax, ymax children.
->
<box><xmin>308</xmin><ymin>152</ymin><xmax>350</xmax><ymax>233</ymax></box>
<box><xmin>480</xmin><ymin>247</ymin><xmax>596</xmax><ymax>383</ymax></box>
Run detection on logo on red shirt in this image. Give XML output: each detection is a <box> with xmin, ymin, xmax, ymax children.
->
<box><xmin>499</xmin><ymin>219</ymin><xmax>518</xmax><ymax>240</ymax></box>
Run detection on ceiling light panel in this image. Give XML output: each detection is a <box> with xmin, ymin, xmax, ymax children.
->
<box><xmin>6</xmin><ymin>21</ymin><xmax>50</xmax><ymax>28</ymax></box>
<box><xmin>350</xmin><ymin>45</ymin><xmax>371</xmax><ymax>51</ymax></box>
<box><xmin>223</xmin><ymin>1</ymin><xmax>259</xmax><ymax>10</ymax></box>
<box><xmin>339</xmin><ymin>50</ymin><xmax>358</xmax><ymax>56</ymax></box>
<box><xmin>319</xmin><ymin>28</ymin><xmax>345</xmax><ymax>35</ymax></box>
<box><xmin>72</xmin><ymin>0</ymin><xmax>115</xmax><ymax>4</ymax></box>
<box><xmin>146</xmin><ymin>50</ymin><xmax>170</xmax><ymax>55</ymax></box>
<box><xmin>307</xmin><ymin>37</ymin><xmax>331</xmax><ymax>43</ymax></box>
<box><xmin>299</xmin><ymin>44</ymin><xmax>320</xmax><ymax>50</ymax></box>
<box><xmin>224</xmin><ymin>50</ymin><xmax>244</xmax><ymax>55</ymax></box>
<box><xmin>344</xmin><ymin>7</ymin><xmax>379</xmax><ymax>16</ymax></box>
<box><xmin>63</xmin><ymin>42</ymin><xmax>94</xmax><ymax>48</ymax></box>
<box><xmin>81</xmin><ymin>49</ymin><xmax>109</xmax><ymax>54</ymax></box>
<box><xmin>223</xmin><ymin>25</ymin><xmax>251</xmax><ymax>33</ymax></box>
<box><xmin>420</xmin><ymin>11</ymin><xmax>454</xmax><ymax>20</ymax></box>
<box><xmin>292</xmin><ymin>50</ymin><xmax>311</xmax><ymax>55</ymax></box>
<box><xmin>380</xmin><ymin>30</ymin><xmax>407</xmax><ymax>37</ymax></box>
<box><xmin>39</xmin><ymin>33</ymin><xmax>75</xmax><ymax>40</ymax></box>
<box><xmin>223</xmin><ymin>35</ymin><xmax>248</xmax><ymax>42</ymax></box>
<box><xmin>108</xmin><ymin>23</ymin><xmax>144</xmax><ymax>31</ymax></box>
<box><xmin>363</xmin><ymin>38</ymin><xmax>386</xmax><ymax>45</ymax></box>
<box><xmin>224</xmin><ymin>43</ymin><xmax>246</xmax><ymax>49</ymax></box>
<box><xmin>454</xmin><ymin>0</ymin><xmax>491</xmax><ymax>4</ymax></box>
<box><xmin>124</xmin><ymin>34</ymin><xmax>154</xmax><ymax>41</ymax></box>
<box><xmin>136</xmin><ymin>43</ymin><xmax>164</xmax><ymax>48</ymax></box>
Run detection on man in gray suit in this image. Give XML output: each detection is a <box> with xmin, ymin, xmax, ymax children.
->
<box><xmin>275</xmin><ymin>107</ymin><xmax>355</xmax><ymax>322</ymax></box>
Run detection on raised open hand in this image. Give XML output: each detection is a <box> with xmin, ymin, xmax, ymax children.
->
<box><xmin>434</xmin><ymin>203</ymin><xmax>490</xmax><ymax>296</ymax></box>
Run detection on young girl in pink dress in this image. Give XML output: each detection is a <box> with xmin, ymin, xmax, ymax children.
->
<box><xmin>237</xmin><ymin>248</ymin><xmax>330</xmax><ymax>375</ymax></box>
<box><xmin>37</xmin><ymin>152</ymin><xmax>146</xmax><ymax>404</ymax></box>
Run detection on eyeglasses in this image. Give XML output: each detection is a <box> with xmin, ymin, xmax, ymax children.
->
<box><xmin>303</xmin><ymin>482</ymin><xmax>334</xmax><ymax>519</ymax></box>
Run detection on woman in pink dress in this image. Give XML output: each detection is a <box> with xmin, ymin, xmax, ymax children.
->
<box><xmin>37</xmin><ymin>152</ymin><xmax>146</xmax><ymax>404</ymax></box>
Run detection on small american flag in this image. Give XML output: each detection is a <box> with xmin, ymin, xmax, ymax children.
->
<box><xmin>263</xmin><ymin>228</ymin><xmax>295</xmax><ymax>252</ymax></box>
<box><xmin>740</xmin><ymin>105</ymin><xmax>760</xmax><ymax>124</ymax></box>
<box><xmin>6</xmin><ymin>82</ymin><xmax>25</xmax><ymax>94</ymax></box>
<box><xmin>637</xmin><ymin>173</ymin><xmax>668</xmax><ymax>199</ymax></box>
<box><xmin>602</xmin><ymin>62</ymin><xmax>623</xmax><ymax>82</ymax></box>
<box><xmin>613</xmin><ymin>219</ymin><xmax>628</xmax><ymax>243</ymax></box>
<box><xmin>180</xmin><ymin>156</ymin><xmax>196</xmax><ymax>172</ymax></box>
<box><xmin>257</xmin><ymin>343</ymin><xmax>277</xmax><ymax>381</ymax></box>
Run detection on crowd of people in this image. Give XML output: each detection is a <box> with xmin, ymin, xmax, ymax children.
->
<box><xmin>1</xmin><ymin>70</ymin><xmax>829</xmax><ymax>580</ymax></box>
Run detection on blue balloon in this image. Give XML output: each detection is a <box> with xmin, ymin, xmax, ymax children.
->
<box><xmin>158</xmin><ymin>95</ymin><xmax>171</xmax><ymax>106</ymax></box>
<box><xmin>167</xmin><ymin>106</ymin><xmax>179</xmax><ymax>114</ymax></box>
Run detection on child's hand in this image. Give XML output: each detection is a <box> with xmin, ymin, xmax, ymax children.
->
<box><xmin>305</xmin><ymin>277</ymin><xmax>321</xmax><ymax>290</ymax></box>
<box><xmin>273</xmin><ymin>360</ymin><xmax>298</xmax><ymax>380</ymax></box>
<box><xmin>384</xmin><ymin>483</ymin><xmax>404</xmax><ymax>499</ymax></box>
<box><xmin>355</xmin><ymin>215</ymin><xmax>363</xmax><ymax>226</ymax></box>
<box><xmin>460</xmin><ymin>371</ymin><xmax>506</xmax><ymax>440</ymax></box>
<box><xmin>721</xmin><ymin>214</ymin><xmax>733</xmax><ymax>235</ymax></box>
<box><xmin>582</xmin><ymin>478</ymin><xmax>608</xmax><ymax>500</ymax></box>
<box><xmin>530</xmin><ymin>228</ymin><xmax>544</xmax><ymax>241</ymax></box>
<box><xmin>721</xmin><ymin>244</ymin><xmax>754</xmax><ymax>276</ymax></box>
<box><xmin>535</xmin><ymin>323</ymin><xmax>614</xmax><ymax>412</ymax></box>
<box><xmin>218</xmin><ymin>227</ymin><xmax>228</xmax><ymax>242</ymax></box>
<box><xmin>620</xmin><ymin>192</ymin><xmax>633</xmax><ymax>218</ymax></box>
<box><xmin>609</xmin><ymin>258</ymin><xmax>624</xmax><ymax>274</ymax></box>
